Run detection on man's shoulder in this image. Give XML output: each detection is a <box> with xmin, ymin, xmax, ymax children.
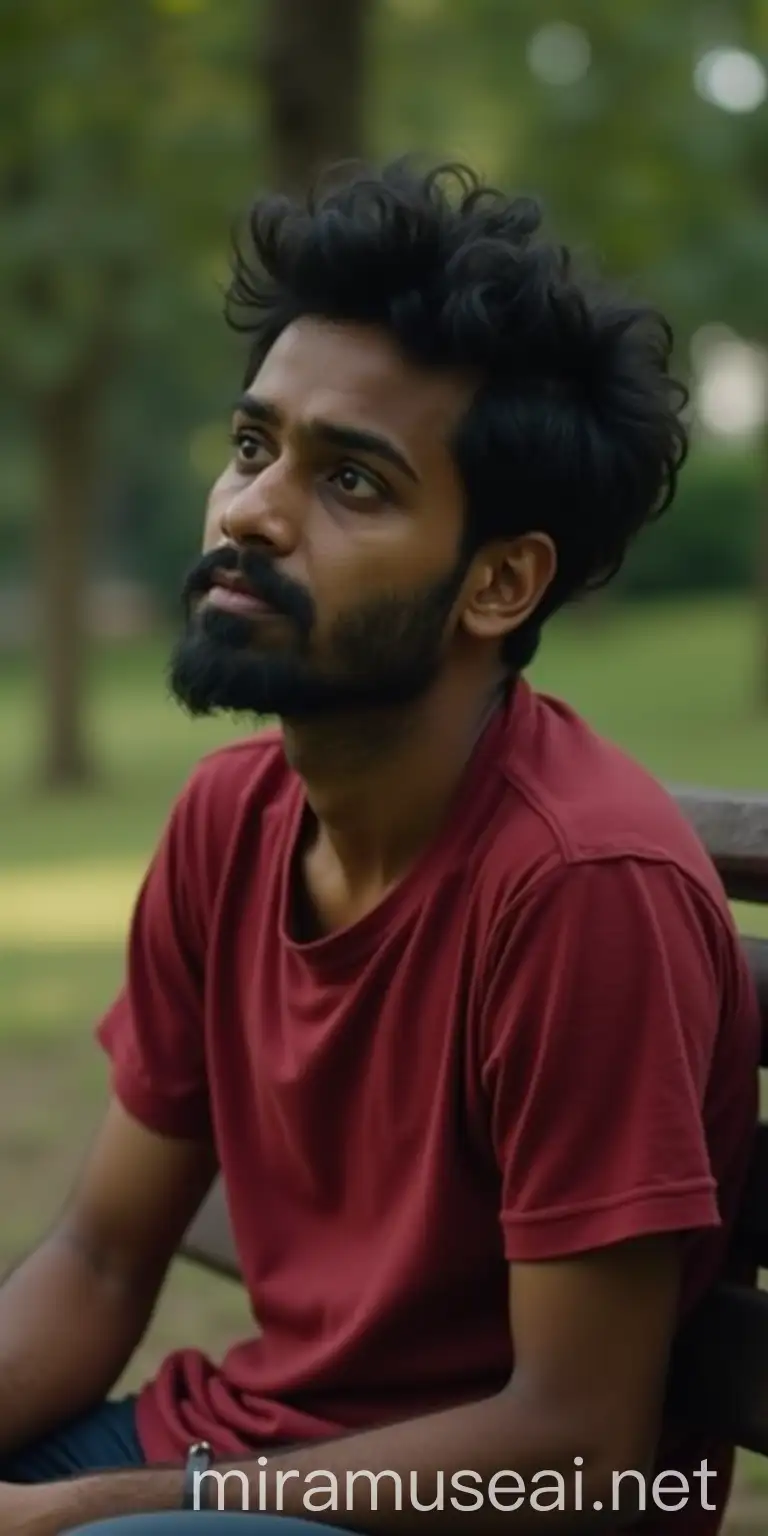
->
<box><xmin>476</xmin><ymin>682</ymin><xmax>730</xmax><ymax>916</ymax></box>
<box><xmin>464</xmin><ymin>690</ymin><xmax>755</xmax><ymax>1053</ymax></box>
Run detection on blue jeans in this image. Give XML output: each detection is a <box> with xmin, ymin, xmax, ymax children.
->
<box><xmin>2</xmin><ymin>1398</ymin><xmax>357</xmax><ymax>1534</ymax></box>
<box><xmin>1</xmin><ymin>1396</ymin><xmax>144</xmax><ymax>1482</ymax></box>
<box><xmin>65</xmin><ymin>1522</ymin><xmax>345</xmax><ymax>1534</ymax></box>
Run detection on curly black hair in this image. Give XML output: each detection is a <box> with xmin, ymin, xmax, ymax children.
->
<box><xmin>224</xmin><ymin>157</ymin><xmax>689</xmax><ymax>670</ymax></box>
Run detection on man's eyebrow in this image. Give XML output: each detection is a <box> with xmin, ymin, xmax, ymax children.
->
<box><xmin>232</xmin><ymin>396</ymin><xmax>419</xmax><ymax>484</ymax></box>
<box><xmin>232</xmin><ymin>395</ymin><xmax>282</xmax><ymax>428</ymax></box>
<box><xmin>303</xmin><ymin>419</ymin><xmax>419</xmax><ymax>483</ymax></box>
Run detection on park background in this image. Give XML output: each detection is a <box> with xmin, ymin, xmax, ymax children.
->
<box><xmin>1</xmin><ymin>1</ymin><xmax>767</xmax><ymax>1528</ymax></box>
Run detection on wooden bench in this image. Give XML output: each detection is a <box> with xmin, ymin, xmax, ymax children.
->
<box><xmin>179</xmin><ymin>783</ymin><xmax>768</xmax><ymax>1456</ymax></box>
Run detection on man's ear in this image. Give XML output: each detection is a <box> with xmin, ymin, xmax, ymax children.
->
<box><xmin>461</xmin><ymin>533</ymin><xmax>557</xmax><ymax>645</ymax></box>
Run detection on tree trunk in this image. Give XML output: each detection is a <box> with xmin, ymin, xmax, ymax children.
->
<box><xmin>260</xmin><ymin>0</ymin><xmax>373</xmax><ymax>194</ymax></box>
<box><xmin>756</xmin><ymin>414</ymin><xmax>768</xmax><ymax>708</ymax></box>
<box><xmin>35</xmin><ymin>369</ymin><xmax>104</xmax><ymax>788</ymax></box>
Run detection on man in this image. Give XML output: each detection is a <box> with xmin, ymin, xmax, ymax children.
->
<box><xmin>0</xmin><ymin>158</ymin><xmax>760</xmax><ymax>1535</ymax></box>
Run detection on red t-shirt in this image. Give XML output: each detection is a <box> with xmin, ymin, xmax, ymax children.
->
<box><xmin>97</xmin><ymin>677</ymin><xmax>759</xmax><ymax>1533</ymax></box>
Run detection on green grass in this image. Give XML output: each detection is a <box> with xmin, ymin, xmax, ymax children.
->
<box><xmin>529</xmin><ymin>593</ymin><xmax>768</xmax><ymax>793</ymax></box>
<box><xmin>1</xmin><ymin>594</ymin><xmax>767</xmax><ymax>1517</ymax></box>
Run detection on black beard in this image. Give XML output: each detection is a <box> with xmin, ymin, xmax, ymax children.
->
<box><xmin>166</xmin><ymin>548</ymin><xmax>469</xmax><ymax>722</ymax></box>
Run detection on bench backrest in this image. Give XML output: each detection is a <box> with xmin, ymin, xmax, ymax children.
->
<box><xmin>180</xmin><ymin>782</ymin><xmax>768</xmax><ymax>1454</ymax></box>
<box><xmin>662</xmin><ymin>787</ymin><xmax>768</xmax><ymax>1454</ymax></box>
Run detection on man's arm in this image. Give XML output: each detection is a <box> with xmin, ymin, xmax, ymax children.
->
<box><xmin>0</xmin><ymin>757</ymin><xmax>223</xmax><ymax>1494</ymax></box>
<box><xmin>14</xmin><ymin>1228</ymin><xmax>680</xmax><ymax>1534</ymax></box>
<box><xmin>0</xmin><ymin>1095</ymin><xmax>216</xmax><ymax>1458</ymax></box>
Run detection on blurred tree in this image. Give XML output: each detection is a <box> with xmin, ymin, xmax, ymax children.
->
<box><xmin>0</xmin><ymin>0</ymin><xmax>254</xmax><ymax>786</ymax></box>
<box><xmin>0</xmin><ymin>0</ymin><xmax>378</xmax><ymax>787</ymax></box>
<box><xmin>260</xmin><ymin>0</ymin><xmax>375</xmax><ymax>193</ymax></box>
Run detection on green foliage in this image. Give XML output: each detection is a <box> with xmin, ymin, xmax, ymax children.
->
<box><xmin>0</xmin><ymin>0</ymin><xmax>259</xmax><ymax>396</ymax></box>
<box><xmin>374</xmin><ymin>0</ymin><xmax>767</xmax><ymax>345</ymax></box>
<box><xmin>369</xmin><ymin>0</ymin><xmax>767</xmax><ymax>609</ymax></box>
<box><xmin>617</xmin><ymin>442</ymin><xmax>762</xmax><ymax>597</ymax></box>
<box><xmin>2</xmin><ymin>0</ymin><xmax>766</xmax><ymax>614</ymax></box>
<box><xmin>0</xmin><ymin>0</ymin><xmax>262</xmax><ymax>579</ymax></box>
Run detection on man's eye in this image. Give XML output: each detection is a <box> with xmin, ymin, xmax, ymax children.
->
<box><xmin>332</xmin><ymin>465</ymin><xmax>381</xmax><ymax>499</ymax></box>
<box><xmin>230</xmin><ymin>430</ymin><xmax>267</xmax><ymax>463</ymax></box>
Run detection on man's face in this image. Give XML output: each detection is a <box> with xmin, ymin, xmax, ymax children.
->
<box><xmin>168</xmin><ymin>317</ymin><xmax>478</xmax><ymax>721</ymax></box>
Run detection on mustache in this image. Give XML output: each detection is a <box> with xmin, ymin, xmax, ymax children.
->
<box><xmin>180</xmin><ymin>545</ymin><xmax>314</xmax><ymax>633</ymax></box>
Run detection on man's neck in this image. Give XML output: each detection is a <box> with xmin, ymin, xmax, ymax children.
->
<box><xmin>280</xmin><ymin>670</ymin><xmax>508</xmax><ymax>902</ymax></box>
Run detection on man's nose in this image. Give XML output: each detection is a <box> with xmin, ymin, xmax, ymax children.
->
<box><xmin>219</xmin><ymin>469</ymin><xmax>300</xmax><ymax>556</ymax></box>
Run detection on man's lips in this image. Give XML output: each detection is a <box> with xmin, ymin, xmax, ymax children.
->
<box><xmin>203</xmin><ymin>571</ymin><xmax>278</xmax><ymax>617</ymax></box>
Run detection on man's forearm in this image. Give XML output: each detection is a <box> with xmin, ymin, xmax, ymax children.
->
<box><xmin>0</xmin><ymin>1229</ymin><xmax>154</xmax><ymax>1456</ymax></box>
<box><xmin>42</xmin><ymin>1389</ymin><xmax>649</xmax><ymax>1535</ymax></box>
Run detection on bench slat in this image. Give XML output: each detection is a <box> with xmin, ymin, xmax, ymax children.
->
<box><xmin>670</xmin><ymin>785</ymin><xmax>768</xmax><ymax>904</ymax></box>
<box><xmin>734</xmin><ymin>1120</ymin><xmax>768</xmax><ymax>1265</ymax></box>
<box><xmin>669</xmin><ymin>1282</ymin><xmax>768</xmax><ymax>1455</ymax></box>
<box><xmin>737</xmin><ymin>937</ymin><xmax>768</xmax><ymax>1064</ymax></box>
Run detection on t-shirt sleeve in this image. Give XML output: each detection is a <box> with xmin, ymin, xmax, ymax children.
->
<box><xmin>479</xmin><ymin>856</ymin><xmax>725</xmax><ymax>1261</ymax></box>
<box><xmin>95</xmin><ymin>772</ymin><xmax>212</xmax><ymax>1140</ymax></box>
